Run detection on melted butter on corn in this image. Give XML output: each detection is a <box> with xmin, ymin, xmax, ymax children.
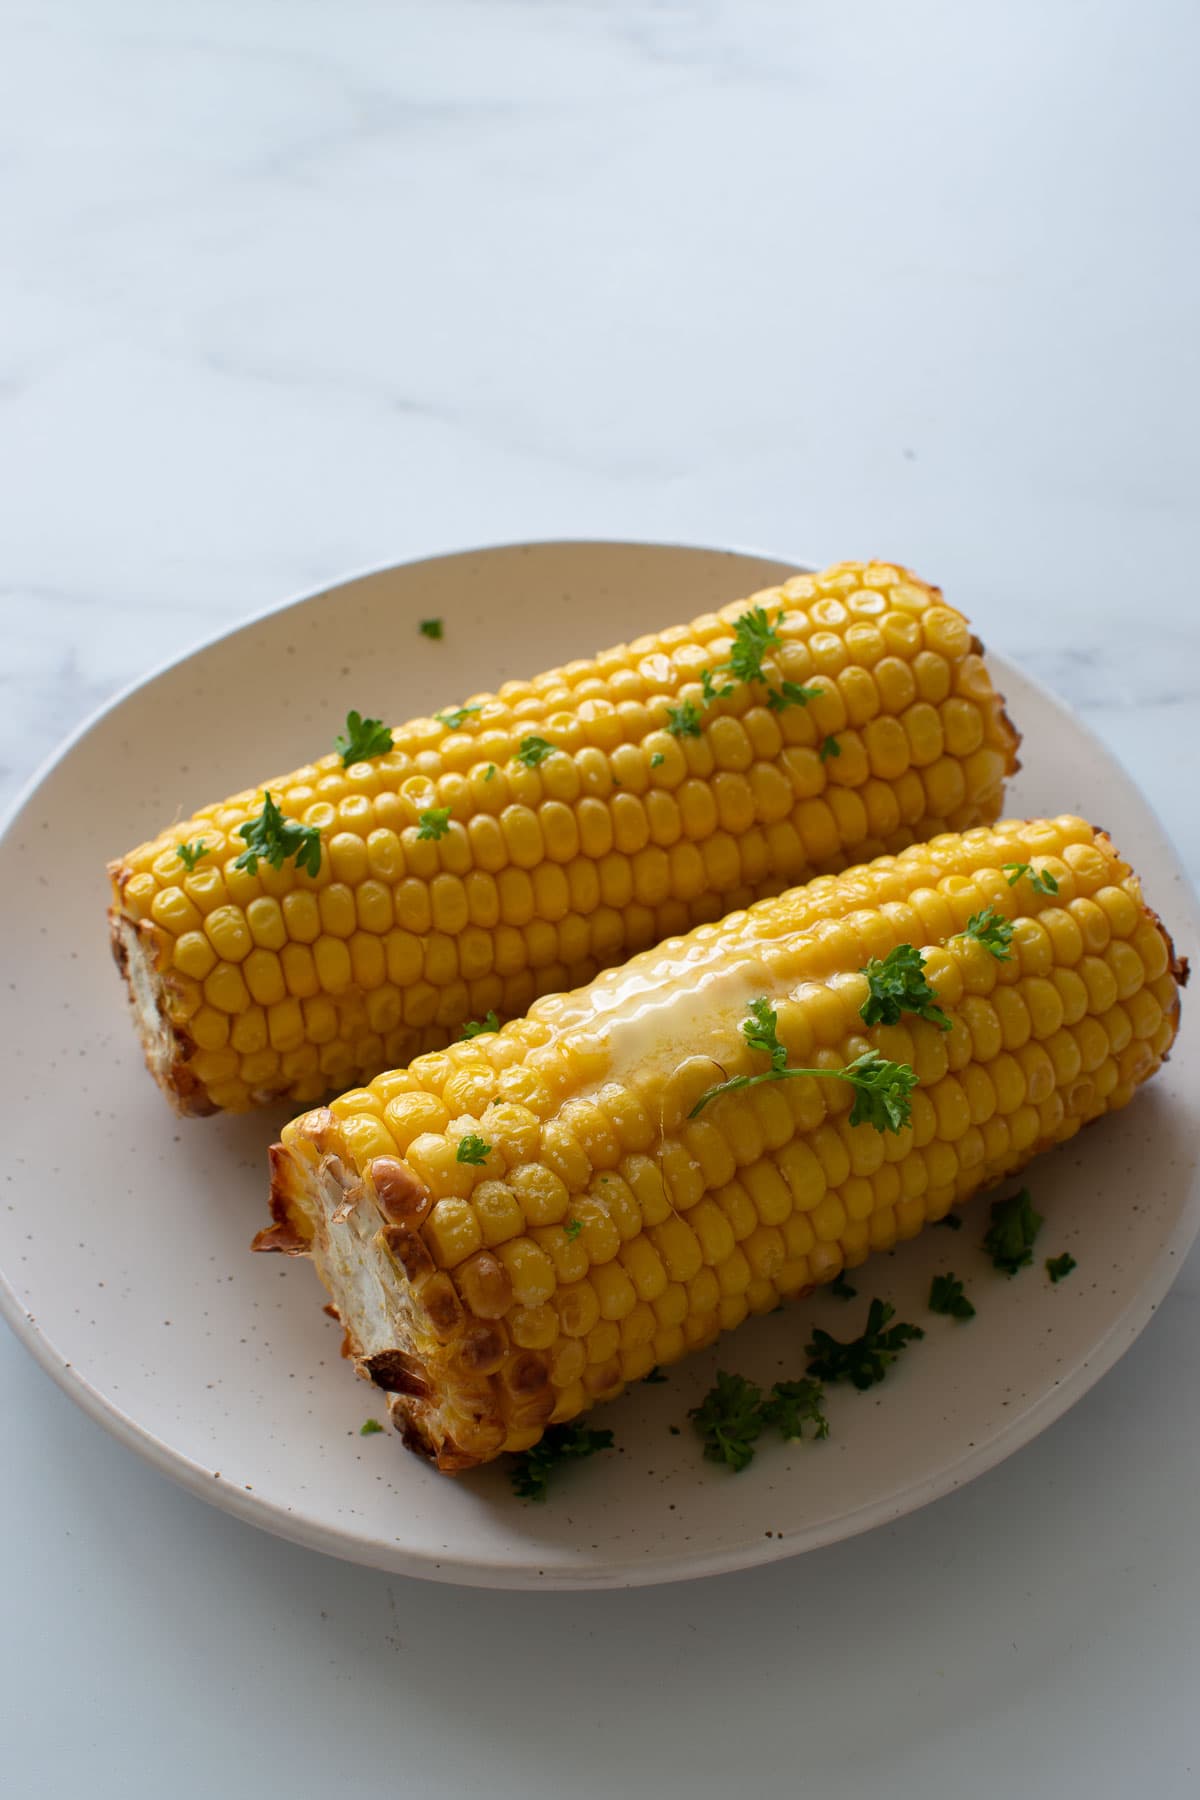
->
<box><xmin>263</xmin><ymin>815</ymin><xmax>1184</xmax><ymax>1472</ymax></box>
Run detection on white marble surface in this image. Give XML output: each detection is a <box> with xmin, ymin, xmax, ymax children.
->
<box><xmin>2</xmin><ymin>2</ymin><xmax>1199</xmax><ymax>1794</ymax></box>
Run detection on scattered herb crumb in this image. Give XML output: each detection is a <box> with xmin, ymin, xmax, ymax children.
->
<box><xmin>510</xmin><ymin>1422</ymin><xmax>614</xmax><ymax>1500</ymax></box>
<box><xmin>666</xmin><ymin>699</ymin><xmax>703</xmax><ymax>739</ymax></box>
<box><xmin>643</xmin><ymin>1366</ymin><xmax>667</xmax><ymax>1384</ymax></box>
<box><xmin>928</xmin><ymin>1272</ymin><xmax>976</xmax><ymax>1321</ymax></box>
<box><xmin>515</xmin><ymin>735</ymin><xmax>556</xmax><ymax>768</ymax></box>
<box><xmin>936</xmin><ymin>1213</ymin><xmax>963</xmax><ymax>1231</ymax></box>
<box><xmin>650</xmin><ymin>751</ymin><xmax>665</xmax><ymax>768</ymax></box>
<box><xmin>563</xmin><ymin>1218</ymin><xmax>583</xmax><ymax>1242</ymax></box>
<box><xmin>984</xmin><ymin>1187</ymin><xmax>1043</xmax><ymax>1276</ymax></box>
<box><xmin>830</xmin><ymin>1273</ymin><xmax>857</xmax><ymax>1301</ymax></box>
<box><xmin>419</xmin><ymin>619</ymin><xmax>443</xmax><ymax>640</ymax></box>
<box><xmin>805</xmin><ymin>1298</ymin><xmax>924</xmax><ymax>1391</ymax></box>
<box><xmin>434</xmin><ymin>704</ymin><xmax>481</xmax><ymax>731</ymax></box>
<box><xmin>1003</xmin><ymin>860</ymin><xmax>1059</xmax><ymax>896</ymax></box>
<box><xmin>460</xmin><ymin>1011</ymin><xmax>500</xmax><ymax>1039</ymax></box>
<box><xmin>1046</xmin><ymin>1252</ymin><xmax>1078</xmax><ymax>1284</ymax></box>
<box><xmin>360</xmin><ymin>1418</ymin><xmax>384</xmax><ymax>1436</ymax></box>
<box><xmin>819</xmin><ymin>735</ymin><xmax>841</xmax><ymax>762</ymax></box>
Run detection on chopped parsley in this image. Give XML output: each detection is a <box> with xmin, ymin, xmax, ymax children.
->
<box><xmin>928</xmin><ymin>1272</ymin><xmax>976</xmax><ymax>1321</ymax></box>
<box><xmin>175</xmin><ymin>840</ymin><xmax>209</xmax><ymax>872</ymax></box>
<box><xmin>689</xmin><ymin>1370</ymin><xmax>829</xmax><ymax>1472</ymax></box>
<box><xmin>510</xmin><ymin>1422</ymin><xmax>614</xmax><ymax>1501</ymax></box>
<box><xmin>689</xmin><ymin>997</ymin><xmax>917</xmax><ymax>1133</ymax></box>
<box><xmin>234</xmin><ymin>792</ymin><xmax>322</xmax><ymax>878</ymax></box>
<box><xmin>983</xmin><ymin>1187</ymin><xmax>1043</xmax><ymax>1276</ymax></box>
<box><xmin>455</xmin><ymin>1133</ymin><xmax>491</xmax><ymax>1166</ymax></box>
<box><xmin>643</xmin><ymin>1366</ymin><xmax>668</xmax><ymax>1384</ymax></box>
<box><xmin>935</xmin><ymin>1212</ymin><xmax>963</xmax><ymax>1231</ymax></box>
<box><xmin>483</xmin><ymin>763</ymin><xmax>496</xmax><ymax>781</ymax></box>
<box><xmin>334</xmin><ymin>709</ymin><xmax>394</xmax><ymax>767</ymax></box>
<box><xmin>515</xmin><ymin>735</ymin><xmax>556</xmax><ymax>768</ymax></box>
<box><xmin>418</xmin><ymin>618</ymin><xmax>444</xmax><ymax>640</ymax></box>
<box><xmin>563</xmin><ymin>1218</ymin><xmax>583</xmax><ymax>1242</ymax></box>
<box><xmin>650</xmin><ymin>751</ymin><xmax>665</xmax><ymax>768</ymax></box>
<box><xmin>819</xmin><ymin>735</ymin><xmax>841</xmax><ymax>762</ymax></box>
<box><xmin>1046</xmin><ymin>1252</ymin><xmax>1077</xmax><ymax>1284</ymax></box>
<box><xmin>416</xmin><ymin>806</ymin><xmax>452</xmax><ymax>841</ymax></box>
<box><xmin>805</xmin><ymin>1298</ymin><xmax>924</xmax><ymax>1390</ymax></box>
<box><xmin>460</xmin><ymin>1010</ymin><xmax>500</xmax><ymax>1039</ymax></box>
<box><xmin>1003</xmin><ymin>861</ymin><xmax>1059</xmax><ymax>896</ymax></box>
<box><xmin>724</xmin><ymin>606</ymin><xmax>780</xmax><ymax>685</ymax></box>
<box><xmin>434</xmin><ymin>704</ymin><xmax>481</xmax><ymax>731</ymax></box>
<box><xmin>701</xmin><ymin>667</ymin><xmax>734</xmax><ymax>705</ymax></box>
<box><xmin>360</xmin><ymin>1417</ymin><xmax>384</xmax><ymax>1436</ymax></box>
<box><xmin>829</xmin><ymin>1273</ymin><xmax>857</xmax><ymax>1301</ymax></box>
<box><xmin>665</xmin><ymin>699</ymin><xmax>703</xmax><ymax>738</ymax></box>
<box><xmin>767</xmin><ymin>678</ymin><xmax>823</xmax><ymax>712</ymax></box>
<box><xmin>760</xmin><ymin>1379</ymin><xmax>830</xmax><ymax>1443</ymax></box>
<box><xmin>860</xmin><ymin>943</ymin><xmax>950</xmax><ymax>1032</ymax></box>
<box><xmin>706</xmin><ymin>607</ymin><xmax>820</xmax><ymax>712</ymax></box>
<box><xmin>960</xmin><ymin>906</ymin><xmax>1015</xmax><ymax>960</ymax></box>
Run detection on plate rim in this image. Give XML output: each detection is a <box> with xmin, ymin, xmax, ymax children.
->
<box><xmin>2</xmin><ymin>538</ymin><xmax>1197</xmax><ymax>1590</ymax></box>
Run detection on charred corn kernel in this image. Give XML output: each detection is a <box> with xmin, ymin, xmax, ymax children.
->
<box><xmin>265</xmin><ymin>814</ymin><xmax>1182</xmax><ymax>1472</ymax></box>
<box><xmin>113</xmin><ymin>563</ymin><xmax>1019</xmax><ymax>1115</ymax></box>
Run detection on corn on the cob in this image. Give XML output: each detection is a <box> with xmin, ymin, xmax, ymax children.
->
<box><xmin>259</xmin><ymin>815</ymin><xmax>1185</xmax><ymax>1472</ymax></box>
<box><xmin>110</xmin><ymin>562</ymin><xmax>1019</xmax><ymax>1116</ymax></box>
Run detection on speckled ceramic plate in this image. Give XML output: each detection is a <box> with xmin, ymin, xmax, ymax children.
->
<box><xmin>1</xmin><ymin>541</ymin><xmax>1197</xmax><ymax>1589</ymax></box>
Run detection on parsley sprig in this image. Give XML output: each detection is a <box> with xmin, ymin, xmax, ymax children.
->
<box><xmin>564</xmin><ymin>1218</ymin><xmax>583</xmax><ymax>1242</ymax></box>
<box><xmin>235</xmin><ymin>792</ymin><xmax>322</xmax><ymax>878</ymax></box>
<box><xmin>416</xmin><ymin>806</ymin><xmax>452</xmax><ymax>841</ymax></box>
<box><xmin>510</xmin><ymin>1422</ymin><xmax>614</xmax><ymax>1501</ymax></box>
<box><xmin>983</xmin><ymin>1187</ymin><xmax>1043</xmax><ymax>1275</ymax></box>
<box><xmin>455</xmin><ymin>1134</ymin><xmax>491</xmax><ymax>1166</ymax></box>
<box><xmin>334</xmin><ymin>710</ymin><xmax>393</xmax><ymax>767</ymax></box>
<box><xmin>434</xmin><ymin>704</ymin><xmax>481</xmax><ymax>731</ymax></box>
<box><xmin>515</xmin><ymin>735</ymin><xmax>556</xmax><ymax>768</ymax></box>
<box><xmin>819</xmin><ymin>735</ymin><xmax>841</xmax><ymax>762</ymax></box>
<box><xmin>460</xmin><ymin>1011</ymin><xmax>499</xmax><ymax>1039</ymax></box>
<box><xmin>928</xmin><ymin>1272</ymin><xmax>976</xmax><ymax>1321</ymax></box>
<box><xmin>1003</xmin><ymin>861</ymin><xmax>1059</xmax><ymax>896</ymax></box>
<box><xmin>960</xmin><ymin>906</ymin><xmax>1015</xmax><ymax>960</ymax></box>
<box><xmin>860</xmin><ymin>943</ymin><xmax>950</xmax><ymax>1032</ymax></box>
<box><xmin>175</xmin><ymin>839</ymin><xmax>209</xmax><ymax>872</ymax></box>
<box><xmin>689</xmin><ymin>1370</ymin><xmax>829</xmax><ymax>1472</ymax></box>
<box><xmin>689</xmin><ymin>997</ymin><xmax>918</xmax><ymax>1133</ymax></box>
<box><xmin>805</xmin><ymin>1298</ymin><xmax>924</xmax><ymax>1390</ymax></box>
<box><xmin>666</xmin><ymin>699</ymin><xmax>703</xmax><ymax>738</ymax></box>
<box><xmin>705</xmin><ymin>607</ymin><xmax>821</xmax><ymax>713</ymax></box>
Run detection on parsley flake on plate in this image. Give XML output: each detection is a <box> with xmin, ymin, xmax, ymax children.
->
<box><xmin>360</xmin><ymin>1418</ymin><xmax>384</xmax><ymax>1436</ymax></box>
<box><xmin>1046</xmin><ymin>1252</ymin><xmax>1078</xmax><ymax>1283</ymax></box>
<box><xmin>510</xmin><ymin>1422</ymin><xmax>614</xmax><ymax>1501</ymax></box>
<box><xmin>984</xmin><ymin>1187</ymin><xmax>1043</xmax><ymax>1276</ymax></box>
<box><xmin>805</xmin><ymin>1298</ymin><xmax>924</xmax><ymax>1391</ymax></box>
<box><xmin>928</xmin><ymin>1272</ymin><xmax>976</xmax><ymax>1321</ymax></box>
<box><xmin>418</xmin><ymin>618</ymin><xmax>443</xmax><ymax>640</ymax></box>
